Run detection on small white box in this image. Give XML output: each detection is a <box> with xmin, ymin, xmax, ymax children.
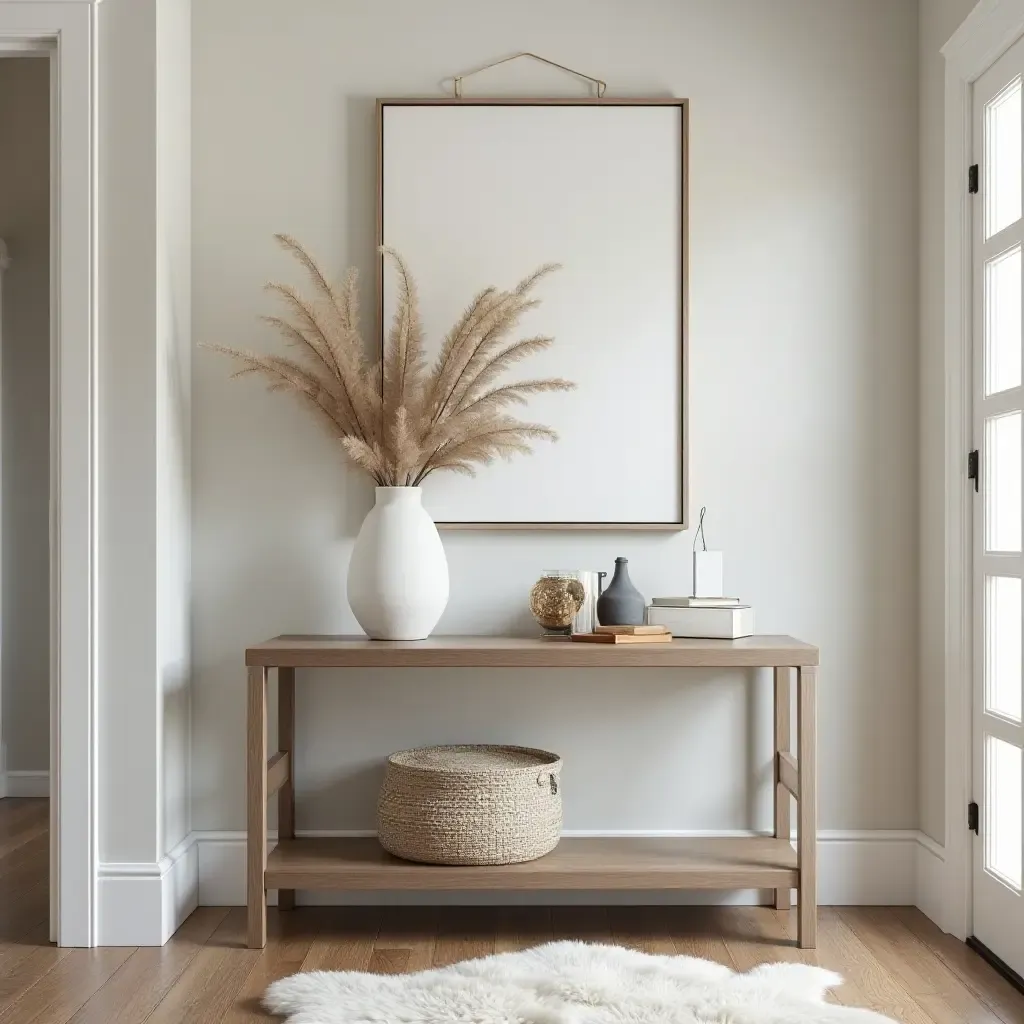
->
<box><xmin>692</xmin><ymin>550</ymin><xmax>724</xmax><ymax>597</ymax></box>
<box><xmin>647</xmin><ymin>604</ymin><xmax>755</xmax><ymax>639</ymax></box>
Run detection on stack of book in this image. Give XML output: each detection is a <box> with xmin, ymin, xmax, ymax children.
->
<box><xmin>571</xmin><ymin>625</ymin><xmax>672</xmax><ymax>644</ymax></box>
<box><xmin>646</xmin><ymin>596</ymin><xmax>754</xmax><ymax>639</ymax></box>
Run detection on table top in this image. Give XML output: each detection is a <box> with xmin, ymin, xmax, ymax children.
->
<box><xmin>245</xmin><ymin>634</ymin><xmax>819</xmax><ymax>669</ymax></box>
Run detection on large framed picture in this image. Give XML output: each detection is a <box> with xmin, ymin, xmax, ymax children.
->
<box><xmin>377</xmin><ymin>97</ymin><xmax>688</xmax><ymax>529</ymax></box>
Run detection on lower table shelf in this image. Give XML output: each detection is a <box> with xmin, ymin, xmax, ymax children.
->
<box><xmin>265</xmin><ymin>836</ymin><xmax>799</xmax><ymax>892</ymax></box>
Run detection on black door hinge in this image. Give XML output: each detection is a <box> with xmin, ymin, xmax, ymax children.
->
<box><xmin>968</xmin><ymin>449</ymin><xmax>980</xmax><ymax>491</ymax></box>
<box><xmin>969</xmin><ymin>164</ymin><xmax>980</xmax><ymax>193</ymax></box>
<box><xmin>968</xmin><ymin>801</ymin><xmax>980</xmax><ymax>834</ymax></box>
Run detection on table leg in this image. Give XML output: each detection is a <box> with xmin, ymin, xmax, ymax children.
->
<box><xmin>773</xmin><ymin>667</ymin><xmax>792</xmax><ymax>911</ymax></box>
<box><xmin>278</xmin><ymin>667</ymin><xmax>296</xmax><ymax>911</ymax></box>
<box><xmin>247</xmin><ymin>665</ymin><xmax>268</xmax><ymax>948</ymax></box>
<box><xmin>797</xmin><ymin>665</ymin><xmax>817</xmax><ymax>948</ymax></box>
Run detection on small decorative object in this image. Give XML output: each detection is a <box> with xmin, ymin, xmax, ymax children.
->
<box><xmin>596</xmin><ymin>557</ymin><xmax>646</xmax><ymax>626</ymax></box>
<box><xmin>209</xmin><ymin>236</ymin><xmax>574</xmax><ymax>640</ymax></box>
<box><xmin>529</xmin><ymin>571</ymin><xmax>586</xmax><ymax>638</ymax></box>
<box><xmin>377</xmin><ymin>744</ymin><xmax>562</xmax><ymax>865</ymax></box>
<box><xmin>572</xmin><ymin>629</ymin><xmax>671</xmax><ymax>644</ymax></box>
<box><xmin>692</xmin><ymin>506</ymin><xmax>724</xmax><ymax>597</ymax></box>
<box><xmin>693</xmin><ymin>551</ymin><xmax>724</xmax><ymax>597</ymax></box>
<box><xmin>571</xmin><ymin>570</ymin><xmax>606</xmax><ymax>635</ymax></box>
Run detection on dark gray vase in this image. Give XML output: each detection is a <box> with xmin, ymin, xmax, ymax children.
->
<box><xmin>596</xmin><ymin>557</ymin><xmax>645</xmax><ymax>626</ymax></box>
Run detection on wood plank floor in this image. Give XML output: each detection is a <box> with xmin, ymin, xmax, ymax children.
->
<box><xmin>3</xmin><ymin>798</ymin><xmax>1022</xmax><ymax>1023</ymax></box>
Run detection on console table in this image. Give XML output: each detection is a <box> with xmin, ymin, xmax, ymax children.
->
<box><xmin>244</xmin><ymin>635</ymin><xmax>819</xmax><ymax>950</ymax></box>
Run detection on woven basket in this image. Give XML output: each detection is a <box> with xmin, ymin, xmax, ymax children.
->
<box><xmin>377</xmin><ymin>744</ymin><xmax>562</xmax><ymax>866</ymax></box>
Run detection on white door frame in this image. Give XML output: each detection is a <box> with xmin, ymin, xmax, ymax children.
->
<box><xmin>0</xmin><ymin>0</ymin><xmax>99</xmax><ymax>947</ymax></box>
<box><xmin>942</xmin><ymin>0</ymin><xmax>1024</xmax><ymax>942</ymax></box>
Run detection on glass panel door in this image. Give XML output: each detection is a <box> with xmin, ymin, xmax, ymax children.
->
<box><xmin>973</xmin><ymin>36</ymin><xmax>1024</xmax><ymax>978</ymax></box>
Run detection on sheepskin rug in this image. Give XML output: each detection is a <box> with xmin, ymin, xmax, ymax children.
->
<box><xmin>264</xmin><ymin>939</ymin><xmax>897</xmax><ymax>1024</ymax></box>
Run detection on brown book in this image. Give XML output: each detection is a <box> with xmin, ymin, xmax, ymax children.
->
<box><xmin>594</xmin><ymin>624</ymin><xmax>669</xmax><ymax>635</ymax></box>
<box><xmin>571</xmin><ymin>632</ymin><xmax>673</xmax><ymax>644</ymax></box>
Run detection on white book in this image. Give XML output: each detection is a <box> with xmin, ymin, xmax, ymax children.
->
<box><xmin>647</xmin><ymin>604</ymin><xmax>755</xmax><ymax>639</ymax></box>
<box><xmin>651</xmin><ymin>596</ymin><xmax>742</xmax><ymax>608</ymax></box>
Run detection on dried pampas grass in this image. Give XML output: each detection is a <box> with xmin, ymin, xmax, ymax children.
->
<box><xmin>207</xmin><ymin>236</ymin><xmax>574</xmax><ymax>486</ymax></box>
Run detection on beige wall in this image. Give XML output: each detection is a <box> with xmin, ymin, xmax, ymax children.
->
<box><xmin>0</xmin><ymin>57</ymin><xmax>50</xmax><ymax>774</ymax></box>
<box><xmin>192</xmin><ymin>0</ymin><xmax>920</xmax><ymax>839</ymax></box>
<box><xmin>918</xmin><ymin>0</ymin><xmax>978</xmax><ymax>844</ymax></box>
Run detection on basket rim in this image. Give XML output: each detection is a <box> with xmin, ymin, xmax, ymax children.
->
<box><xmin>385</xmin><ymin>743</ymin><xmax>561</xmax><ymax>776</ymax></box>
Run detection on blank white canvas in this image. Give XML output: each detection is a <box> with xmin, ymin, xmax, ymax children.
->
<box><xmin>381</xmin><ymin>103</ymin><xmax>683</xmax><ymax>525</ymax></box>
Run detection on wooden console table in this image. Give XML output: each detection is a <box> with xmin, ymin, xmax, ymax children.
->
<box><xmin>245</xmin><ymin>635</ymin><xmax>819</xmax><ymax>950</ymax></box>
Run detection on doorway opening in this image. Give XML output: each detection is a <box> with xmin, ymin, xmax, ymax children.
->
<box><xmin>0</xmin><ymin>54</ymin><xmax>51</xmax><ymax>806</ymax></box>
<box><xmin>0</xmin><ymin>0</ymin><xmax>99</xmax><ymax>947</ymax></box>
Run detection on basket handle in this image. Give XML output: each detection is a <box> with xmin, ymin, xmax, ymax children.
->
<box><xmin>537</xmin><ymin>771</ymin><xmax>559</xmax><ymax>795</ymax></box>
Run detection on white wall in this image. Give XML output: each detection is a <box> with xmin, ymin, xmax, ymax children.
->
<box><xmin>0</xmin><ymin>57</ymin><xmax>50</xmax><ymax>775</ymax></box>
<box><xmin>94</xmin><ymin>0</ymin><xmax>195</xmax><ymax>943</ymax></box>
<box><xmin>192</xmin><ymin>0</ymin><xmax>920</xmax><ymax>846</ymax></box>
<box><xmin>98</xmin><ymin>0</ymin><xmax>191</xmax><ymax>864</ymax></box>
<box><xmin>918</xmin><ymin>0</ymin><xmax>978</xmax><ymax>845</ymax></box>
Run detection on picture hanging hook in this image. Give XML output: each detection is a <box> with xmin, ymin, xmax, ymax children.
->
<box><xmin>452</xmin><ymin>52</ymin><xmax>607</xmax><ymax>99</ymax></box>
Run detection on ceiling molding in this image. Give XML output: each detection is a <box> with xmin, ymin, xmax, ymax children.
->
<box><xmin>943</xmin><ymin>0</ymin><xmax>1024</xmax><ymax>78</ymax></box>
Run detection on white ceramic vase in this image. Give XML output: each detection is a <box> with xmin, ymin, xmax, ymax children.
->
<box><xmin>347</xmin><ymin>487</ymin><xmax>449</xmax><ymax>640</ymax></box>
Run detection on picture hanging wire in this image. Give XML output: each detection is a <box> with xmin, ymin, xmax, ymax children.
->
<box><xmin>693</xmin><ymin>506</ymin><xmax>707</xmax><ymax>552</ymax></box>
<box><xmin>452</xmin><ymin>52</ymin><xmax>607</xmax><ymax>99</ymax></box>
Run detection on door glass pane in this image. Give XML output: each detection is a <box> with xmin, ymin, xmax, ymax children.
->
<box><xmin>986</xmin><ymin>246</ymin><xmax>1022</xmax><ymax>395</ymax></box>
<box><xmin>985</xmin><ymin>735</ymin><xmax>1022</xmax><ymax>890</ymax></box>
<box><xmin>986</xmin><ymin>576</ymin><xmax>1023</xmax><ymax>722</ymax></box>
<box><xmin>986</xmin><ymin>76</ymin><xmax>1022</xmax><ymax>238</ymax></box>
<box><xmin>985</xmin><ymin>412</ymin><xmax>1022</xmax><ymax>552</ymax></box>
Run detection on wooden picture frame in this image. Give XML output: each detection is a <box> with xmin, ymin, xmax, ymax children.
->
<box><xmin>377</xmin><ymin>97</ymin><xmax>688</xmax><ymax>530</ymax></box>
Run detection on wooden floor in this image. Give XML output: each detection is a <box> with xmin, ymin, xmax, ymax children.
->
<box><xmin>3</xmin><ymin>799</ymin><xmax>1023</xmax><ymax>1023</ymax></box>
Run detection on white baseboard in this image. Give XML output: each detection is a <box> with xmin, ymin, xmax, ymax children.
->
<box><xmin>0</xmin><ymin>770</ymin><xmax>49</xmax><ymax>798</ymax></box>
<box><xmin>91</xmin><ymin>827</ymin><xmax>948</xmax><ymax>944</ymax></box>
<box><xmin>192</xmin><ymin>828</ymin><xmax>934</xmax><ymax>910</ymax></box>
<box><xmin>97</xmin><ymin>833</ymin><xmax>198</xmax><ymax>945</ymax></box>
<box><xmin>914</xmin><ymin>832</ymin><xmax>946</xmax><ymax>928</ymax></box>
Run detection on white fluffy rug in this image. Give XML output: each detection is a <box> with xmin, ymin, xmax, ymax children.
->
<box><xmin>264</xmin><ymin>939</ymin><xmax>896</xmax><ymax>1024</ymax></box>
